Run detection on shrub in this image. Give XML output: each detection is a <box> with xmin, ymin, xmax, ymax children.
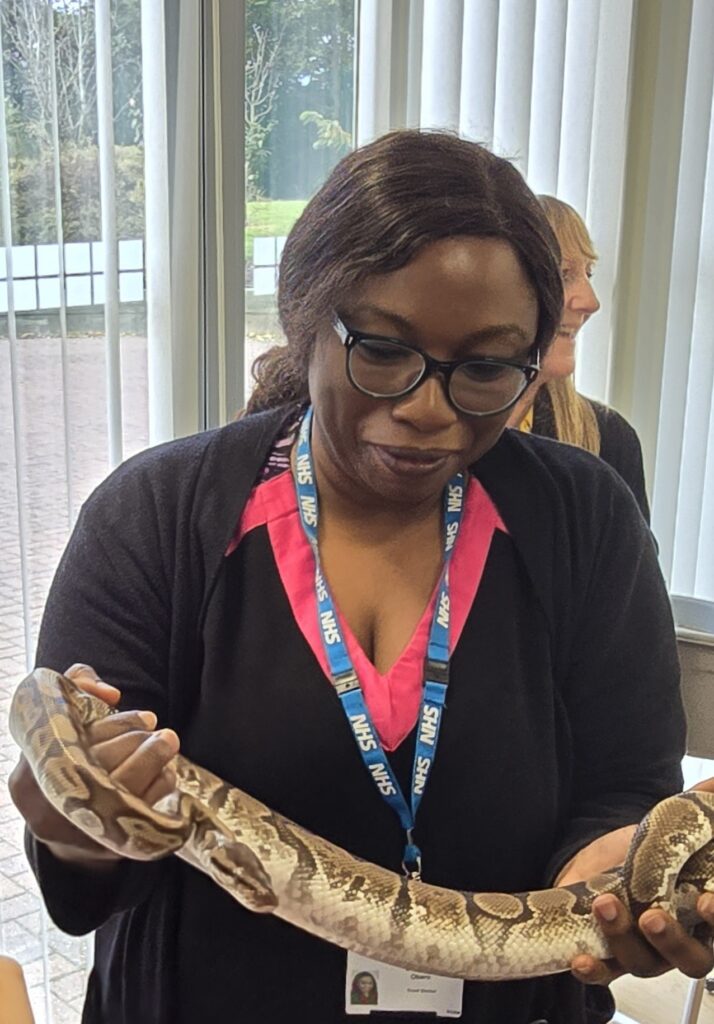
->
<box><xmin>8</xmin><ymin>144</ymin><xmax>145</xmax><ymax>244</ymax></box>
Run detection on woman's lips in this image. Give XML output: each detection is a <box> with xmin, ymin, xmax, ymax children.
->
<box><xmin>369</xmin><ymin>444</ymin><xmax>456</xmax><ymax>477</ymax></box>
<box><xmin>559</xmin><ymin>319</ymin><xmax>588</xmax><ymax>336</ymax></box>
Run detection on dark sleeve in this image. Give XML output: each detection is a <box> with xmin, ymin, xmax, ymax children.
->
<box><xmin>26</xmin><ymin>457</ymin><xmax>178</xmax><ymax>935</ymax></box>
<box><xmin>593</xmin><ymin>404</ymin><xmax>651</xmax><ymax>524</ymax></box>
<box><xmin>544</xmin><ymin>474</ymin><xmax>684</xmax><ymax>882</ymax></box>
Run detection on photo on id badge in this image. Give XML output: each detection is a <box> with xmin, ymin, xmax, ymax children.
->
<box><xmin>350</xmin><ymin>970</ymin><xmax>379</xmax><ymax>1006</ymax></box>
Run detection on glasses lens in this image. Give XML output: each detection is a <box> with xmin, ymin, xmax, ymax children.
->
<box><xmin>450</xmin><ymin>362</ymin><xmax>528</xmax><ymax>414</ymax></box>
<box><xmin>349</xmin><ymin>338</ymin><xmax>425</xmax><ymax>396</ymax></box>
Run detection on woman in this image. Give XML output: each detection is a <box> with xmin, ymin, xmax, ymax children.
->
<box><xmin>9</xmin><ymin>131</ymin><xmax>711</xmax><ymax>1024</ymax></box>
<box><xmin>350</xmin><ymin>971</ymin><xmax>379</xmax><ymax>1005</ymax></box>
<box><xmin>508</xmin><ymin>196</ymin><xmax>650</xmax><ymax>521</ymax></box>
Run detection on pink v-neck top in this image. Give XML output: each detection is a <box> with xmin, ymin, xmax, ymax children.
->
<box><xmin>227</xmin><ymin>464</ymin><xmax>506</xmax><ymax>751</ymax></box>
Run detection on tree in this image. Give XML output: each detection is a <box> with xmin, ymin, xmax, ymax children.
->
<box><xmin>244</xmin><ymin>18</ymin><xmax>289</xmax><ymax>199</ymax></box>
<box><xmin>0</xmin><ymin>0</ymin><xmax>142</xmax><ymax>156</ymax></box>
<box><xmin>1</xmin><ymin>0</ymin><xmax>144</xmax><ymax>241</ymax></box>
<box><xmin>299</xmin><ymin>110</ymin><xmax>350</xmax><ymax>154</ymax></box>
<box><xmin>245</xmin><ymin>0</ymin><xmax>355</xmax><ymax>197</ymax></box>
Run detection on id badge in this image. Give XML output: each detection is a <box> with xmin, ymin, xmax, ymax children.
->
<box><xmin>345</xmin><ymin>952</ymin><xmax>463</xmax><ymax>1017</ymax></box>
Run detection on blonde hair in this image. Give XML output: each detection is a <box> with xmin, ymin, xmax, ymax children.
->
<box><xmin>538</xmin><ymin>195</ymin><xmax>601</xmax><ymax>454</ymax></box>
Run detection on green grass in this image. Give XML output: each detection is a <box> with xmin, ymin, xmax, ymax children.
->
<box><xmin>246</xmin><ymin>199</ymin><xmax>307</xmax><ymax>260</ymax></box>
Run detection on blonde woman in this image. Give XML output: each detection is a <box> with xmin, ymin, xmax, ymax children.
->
<box><xmin>509</xmin><ymin>196</ymin><xmax>649</xmax><ymax>522</ymax></box>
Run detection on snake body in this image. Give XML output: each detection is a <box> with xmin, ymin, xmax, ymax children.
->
<box><xmin>9</xmin><ymin>668</ymin><xmax>714</xmax><ymax>981</ymax></box>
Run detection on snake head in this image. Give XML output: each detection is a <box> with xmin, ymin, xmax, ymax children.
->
<box><xmin>189</xmin><ymin>823</ymin><xmax>278</xmax><ymax>914</ymax></box>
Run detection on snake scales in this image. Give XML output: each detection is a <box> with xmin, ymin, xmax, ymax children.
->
<box><xmin>9</xmin><ymin>667</ymin><xmax>714</xmax><ymax>981</ymax></box>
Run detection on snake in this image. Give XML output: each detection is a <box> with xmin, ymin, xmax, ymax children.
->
<box><xmin>9</xmin><ymin>667</ymin><xmax>714</xmax><ymax>981</ymax></box>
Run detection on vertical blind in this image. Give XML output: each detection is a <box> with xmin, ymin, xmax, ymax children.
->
<box><xmin>0</xmin><ymin>2</ymin><xmax>183</xmax><ymax>1019</ymax></box>
<box><xmin>357</xmin><ymin>0</ymin><xmax>633</xmax><ymax>418</ymax></box>
<box><xmin>356</xmin><ymin>0</ymin><xmax>714</xmax><ymax>607</ymax></box>
<box><xmin>653</xmin><ymin>0</ymin><xmax>714</xmax><ymax>602</ymax></box>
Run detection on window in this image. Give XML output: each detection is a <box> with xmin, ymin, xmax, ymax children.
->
<box><xmin>244</xmin><ymin>0</ymin><xmax>356</xmax><ymax>403</ymax></box>
<box><xmin>0</xmin><ymin>0</ymin><xmax>148</xmax><ymax>1018</ymax></box>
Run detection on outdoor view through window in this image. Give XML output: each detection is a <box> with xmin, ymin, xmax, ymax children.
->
<box><xmin>0</xmin><ymin>1</ymin><xmax>354</xmax><ymax>1021</ymax></box>
<box><xmin>244</xmin><ymin>0</ymin><xmax>355</xmax><ymax>401</ymax></box>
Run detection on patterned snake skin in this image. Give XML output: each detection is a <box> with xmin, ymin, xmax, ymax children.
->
<box><xmin>9</xmin><ymin>668</ymin><xmax>714</xmax><ymax>981</ymax></box>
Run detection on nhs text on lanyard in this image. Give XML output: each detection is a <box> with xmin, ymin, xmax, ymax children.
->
<box><xmin>294</xmin><ymin>406</ymin><xmax>467</xmax><ymax>878</ymax></box>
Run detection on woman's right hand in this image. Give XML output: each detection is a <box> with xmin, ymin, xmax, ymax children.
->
<box><xmin>8</xmin><ymin>663</ymin><xmax>179</xmax><ymax>870</ymax></box>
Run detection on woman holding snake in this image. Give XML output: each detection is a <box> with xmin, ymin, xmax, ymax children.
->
<box><xmin>9</xmin><ymin>130</ymin><xmax>714</xmax><ymax>1024</ymax></box>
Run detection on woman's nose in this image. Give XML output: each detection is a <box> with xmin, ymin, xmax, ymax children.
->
<box><xmin>566</xmin><ymin>276</ymin><xmax>600</xmax><ymax>316</ymax></box>
<box><xmin>391</xmin><ymin>373</ymin><xmax>459</xmax><ymax>431</ymax></box>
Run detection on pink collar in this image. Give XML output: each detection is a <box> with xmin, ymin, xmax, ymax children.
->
<box><xmin>228</xmin><ymin>472</ymin><xmax>506</xmax><ymax>751</ymax></box>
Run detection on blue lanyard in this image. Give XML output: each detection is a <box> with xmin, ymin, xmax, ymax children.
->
<box><xmin>294</xmin><ymin>406</ymin><xmax>467</xmax><ymax>877</ymax></box>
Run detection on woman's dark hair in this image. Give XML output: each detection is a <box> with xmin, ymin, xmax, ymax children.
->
<box><xmin>248</xmin><ymin>129</ymin><xmax>563</xmax><ymax>414</ymax></box>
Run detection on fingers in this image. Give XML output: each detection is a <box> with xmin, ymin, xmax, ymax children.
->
<box><xmin>90</xmin><ymin>727</ymin><xmax>179</xmax><ymax>803</ymax></box>
<box><xmin>63</xmin><ymin>666</ymin><xmax>177</xmax><ymax>805</ymax></box>
<box><xmin>143</xmin><ymin>768</ymin><xmax>178</xmax><ymax>807</ymax></box>
<box><xmin>637</xmin><ymin>908</ymin><xmax>714</xmax><ymax>979</ymax></box>
<box><xmin>688</xmin><ymin>776</ymin><xmax>714</xmax><ymax>796</ymax></box>
<box><xmin>8</xmin><ymin>756</ymin><xmax>120</xmax><ymax>860</ymax></box>
<box><xmin>698</xmin><ymin>894</ymin><xmax>714</xmax><ymax>926</ymax></box>
<box><xmin>572</xmin><ymin>895</ymin><xmax>664</xmax><ymax>985</ymax></box>
<box><xmin>571</xmin><ymin>894</ymin><xmax>714</xmax><ymax>988</ymax></box>
<box><xmin>571</xmin><ymin>954</ymin><xmax>622</xmax><ymax>987</ymax></box>
<box><xmin>85</xmin><ymin>710</ymin><xmax>157</xmax><ymax>744</ymax></box>
<box><xmin>64</xmin><ymin>663</ymin><xmax>121</xmax><ymax>707</ymax></box>
<box><xmin>571</xmin><ymin>895</ymin><xmax>657</xmax><ymax>985</ymax></box>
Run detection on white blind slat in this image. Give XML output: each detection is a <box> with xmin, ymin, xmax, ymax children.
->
<box><xmin>557</xmin><ymin>0</ymin><xmax>601</xmax><ymax>209</ymax></box>
<box><xmin>527</xmin><ymin>0</ymin><xmax>567</xmax><ymax>194</ymax></box>
<box><xmin>141</xmin><ymin>0</ymin><xmax>174</xmax><ymax>445</ymax></box>
<box><xmin>356</xmin><ymin>0</ymin><xmax>394</xmax><ymax>144</ymax></box>
<box><xmin>95</xmin><ymin>0</ymin><xmax>123</xmax><ymax>468</ymax></box>
<box><xmin>421</xmin><ymin>0</ymin><xmax>463</xmax><ymax>130</ymax></box>
<box><xmin>493</xmin><ymin>0</ymin><xmax>536</xmax><ymax>175</ymax></box>
<box><xmin>459</xmin><ymin>0</ymin><xmax>499</xmax><ymax>144</ymax></box>
<box><xmin>574</xmin><ymin>0</ymin><xmax>635</xmax><ymax>401</ymax></box>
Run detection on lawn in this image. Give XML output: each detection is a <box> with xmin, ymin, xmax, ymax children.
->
<box><xmin>246</xmin><ymin>199</ymin><xmax>307</xmax><ymax>260</ymax></box>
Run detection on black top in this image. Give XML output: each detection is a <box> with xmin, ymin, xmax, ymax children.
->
<box><xmin>27</xmin><ymin>406</ymin><xmax>683</xmax><ymax>1024</ymax></box>
<box><xmin>532</xmin><ymin>389</ymin><xmax>650</xmax><ymax>523</ymax></box>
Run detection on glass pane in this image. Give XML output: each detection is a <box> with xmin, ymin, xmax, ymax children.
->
<box><xmin>244</xmin><ymin>0</ymin><xmax>356</xmax><ymax>402</ymax></box>
<box><xmin>0</xmin><ymin>0</ymin><xmax>147</xmax><ymax>1019</ymax></box>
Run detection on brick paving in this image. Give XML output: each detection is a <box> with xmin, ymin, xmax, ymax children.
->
<box><xmin>0</xmin><ymin>334</ymin><xmax>149</xmax><ymax>1024</ymax></box>
<box><xmin>0</xmin><ymin>329</ymin><xmax>272</xmax><ymax>1022</ymax></box>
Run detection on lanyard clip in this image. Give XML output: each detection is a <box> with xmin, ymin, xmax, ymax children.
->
<box><xmin>402</xmin><ymin>830</ymin><xmax>422</xmax><ymax>881</ymax></box>
<box><xmin>333</xmin><ymin>669</ymin><xmax>360</xmax><ymax>696</ymax></box>
<box><xmin>424</xmin><ymin>657</ymin><xmax>449</xmax><ymax>684</ymax></box>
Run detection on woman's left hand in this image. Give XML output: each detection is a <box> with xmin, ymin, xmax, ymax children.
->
<box><xmin>570</xmin><ymin>891</ymin><xmax>714</xmax><ymax>985</ymax></box>
<box><xmin>560</xmin><ymin>778</ymin><xmax>714</xmax><ymax>986</ymax></box>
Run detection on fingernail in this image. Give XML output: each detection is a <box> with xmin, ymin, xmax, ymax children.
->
<box><xmin>699</xmin><ymin>894</ymin><xmax>714</xmax><ymax>916</ymax></box>
<box><xmin>596</xmin><ymin>899</ymin><xmax>618</xmax><ymax>923</ymax></box>
<box><xmin>138</xmin><ymin>711</ymin><xmax>157</xmax><ymax>729</ymax></box>
<box><xmin>572</xmin><ymin>958</ymin><xmax>592</xmax><ymax>976</ymax></box>
<box><xmin>96</xmin><ymin>681</ymin><xmax>120</xmax><ymax>695</ymax></box>
<box><xmin>643</xmin><ymin>914</ymin><xmax>666</xmax><ymax>935</ymax></box>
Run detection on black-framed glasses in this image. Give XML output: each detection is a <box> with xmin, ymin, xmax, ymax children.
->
<box><xmin>333</xmin><ymin>316</ymin><xmax>540</xmax><ymax>417</ymax></box>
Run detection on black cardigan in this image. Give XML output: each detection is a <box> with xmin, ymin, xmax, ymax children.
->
<box><xmin>532</xmin><ymin>389</ymin><xmax>650</xmax><ymax>523</ymax></box>
<box><xmin>27</xmin><ymin>407</ymin><xmax>684</xmax><ymax>1024</ymax></box>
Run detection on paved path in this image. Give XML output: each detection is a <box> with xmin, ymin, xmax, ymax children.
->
<box><xmin>0</xmin><ymin>329</ymin><xmax>271</xmax><ymax>1022</ymax></box>
<box><xmin>0</xmin><ymin>334</ymin><xmax>148</xmax><ymax>1024</ymax></box>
